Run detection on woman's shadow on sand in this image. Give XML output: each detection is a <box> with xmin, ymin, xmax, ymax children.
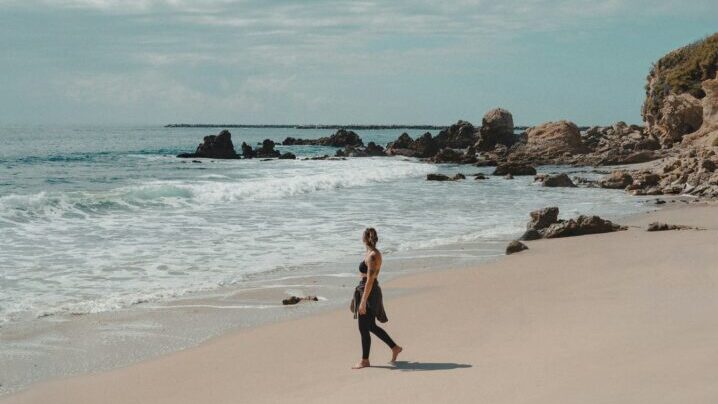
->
<box><xmin>373</xmin><ymin>361</ymin><xmax>472</xmax><ymax>372</ymax></box>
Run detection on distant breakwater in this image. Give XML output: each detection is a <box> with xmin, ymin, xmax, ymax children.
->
<box><xmin>164</xmin><ymin>123</ymin><xmax>555</xmax><ymax>131</ymax></box>
<box><xmin>166</xmin><ymin>123</ymin><xmax>451</xmax><ymax>130</ymax></box>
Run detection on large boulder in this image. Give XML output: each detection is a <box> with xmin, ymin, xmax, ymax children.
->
<box><xmin>524</xmin><ymin>120</ymin><xmax>587</xmax><ymax>159</ymax></box>
<box><xmin>642</xmin><ymin>33</ymin><xmax>718</xmax><ymax>146</ymax></box>
<box><xmin>434</xmin><ymin>120</ymin><xmax>477</xmax><ymax>149</ymax></box>
<box><xmin>177</xmin><ymin>130</ymin><xmax>238</xmax><ymax>159</ymax></box>
<box><xmin>476</xmin><ymin>108</ymin><xmax>514</xmax><ymax>151</ymax></box>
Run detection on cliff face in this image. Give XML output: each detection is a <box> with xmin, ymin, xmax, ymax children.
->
<box><xmin>642</xmin><ymin>33</ymin><xmax>718</xmax><ymax>146</ymax></box>
<box><xmin>682</xmin><ymin>76</ymin><xmax>718</xmax><ymax>147</ymax></box>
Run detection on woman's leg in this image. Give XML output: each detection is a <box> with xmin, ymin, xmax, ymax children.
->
<box><xmin>357</xmin><ymin>312</ymin><xmax>372</xmax><ymax>360</ymax></box>
<box><xmin>369</xmin><ymin>319</ymin><xmax>396</xmax><ymax>348</ymax></box>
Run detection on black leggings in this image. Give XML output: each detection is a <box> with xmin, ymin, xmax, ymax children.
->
<box><xmin>358</xmin><ymin>308</ymin><xmax>396</xmax><ymax>360</ymax></box>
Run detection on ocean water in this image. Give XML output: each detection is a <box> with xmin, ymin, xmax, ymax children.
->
<box><xmin>0</xmin><ymin>125</ymin><xmax>656</xmax><ymax>393</ymax></box>
<box><xmin>0</xmin><ymin>125</ymin><xmax>653</xmax><ymax>325</ymax></box>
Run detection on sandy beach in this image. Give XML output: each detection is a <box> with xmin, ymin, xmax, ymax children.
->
<box><xmin>3</xmin><ymin>202</ymin><xmax>717</xmax><ymax>403</ymax></box>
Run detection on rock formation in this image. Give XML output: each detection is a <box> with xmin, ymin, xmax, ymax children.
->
<box><xmin>642</xmin><ymin>33</ymin><xmax>718</xmax><ymax>147</ymax></box>
<box><xmin>385</xmin><ymin>132</ymin><xmax>439</xmax><ymax>158</ymax></box>
<box><xmin>430</xmin><ymin>148</ymin><xmax>465</xmax><ymax>163</ymax></box>
<box><xmin>433</xmin><ymin>120</ymin><xmax>478</xmax><ymax>149</ymax></box>
<box><xmin>599</xmin><ymin>171</ymin><xmax>633</xmax><ymax>189</ymax></box>
<box><xmin>282</xmin><ymin>129</ymin><xmax>363</xmax><ymax>147</ymax></box>
<box><xmin>256</xmin><ymin>139</ymin><xmax>281</xmax><ymax>158</ymax></box>
<box><xmin>653</xmin><ymin>94</ymin><xmax>703</xmax><ymax>146</ymax></box>
<box><xmin>542</xmin><ymin>215</ymin><xmax>625</xmax><ymax>238</ymax></box>
<box><xmin>536</xmin><ymin>173</ymin><xmax>576</xmax><ymax>187</ymax></box>
<box><xmin>241</xmin><ymin>142</ymin><xmax>255</xmax><ymax>158</ymax></box>
<box><xmin>336</xmin><ymin>142</ymin><xmax>387</xmax><ymax>157</ymax></box>
<box><xmin>623</xmin><ymin>148</ymin><xmax>718</xmax><ymax>197</ymax></box>
<box><xmin>476</xmin><ymin>108</ymin><xmax>514</xmax><ymax>151</ymax></box>
<box><xmin>522</xmin><ymin>207</ymin><xmax>625</xmax><ymax>239</ymax></box>
<box><xmin>177</xmin><ymin>130</ymin><xmax>239</xmax><ymax>159</ymax></box>
<box><xmin>509</xmin><ymin>121</ymin><xmax>588</xmax><ymax>163</ymax></box>
<box><xmin>682</xmin><ymin>76</ymin><xmax>718</xmax><ymax>147</ymax></box>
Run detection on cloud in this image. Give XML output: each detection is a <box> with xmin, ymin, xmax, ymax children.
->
<box><xmin>1</xmin><ymin>0</ymin><xmax>716</xmax><ymax>124</ymax></box>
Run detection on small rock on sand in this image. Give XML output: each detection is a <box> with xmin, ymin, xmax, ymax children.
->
<box><xmin>506</xmin><ymin>240</ymin><xmax>528</xmax><ymax>255</ymax></box>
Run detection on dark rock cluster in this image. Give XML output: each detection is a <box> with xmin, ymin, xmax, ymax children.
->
<box><xmin>177</xmin><ymin>130</ymin><xmax>238</xmax><ymax>159</ymax></box>
<box><xmin>519</xmin><ymin>207</ymin><xmax>625</xmax><ymax>240</ymax></box>
<box><xmin>282</xmin><ymin>129</ymin><xmax>363</xmax><ymax>147</ymax></box>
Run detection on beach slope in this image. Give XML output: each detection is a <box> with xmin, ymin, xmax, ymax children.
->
<box><xmin>4</xmin><ymin>204</ymin><xmax>718</xmax><ymax>404</ymax></box>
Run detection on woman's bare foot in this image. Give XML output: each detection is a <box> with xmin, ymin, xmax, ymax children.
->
<box><xmin>352</xmin><ymin>359</ymin><xmax>370</xmax><ymax>369</ymax></box>
<box><xmin>391</xmin><ymin>346</ymin><xmax>403</xmax><ymax>362</ymax></box>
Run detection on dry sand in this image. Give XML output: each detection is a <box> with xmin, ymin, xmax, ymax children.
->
<box><xmin>4</xmin><ymin>203</ymin><xmax>718</xmax><ymax>404</ymax></box>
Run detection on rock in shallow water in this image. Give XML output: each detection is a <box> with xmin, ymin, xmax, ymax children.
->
<box><xmin>537</xmin><ymin>173</ymin><xmax>576</xmax><ymax>187</ymax></box>
<box><xmin>492</xmin><ymin>163</ymin><xmax>536</xmax><ymax>176</ymax></box>
<box><xmin>527</xmin><ymin>207</ymin><xmax>559</xmax><ymax>230</ymax></box>
<box><xmin>177</xmin><ymin>130</ymin><xmax>239</xmax><ymax>159</ymax></box>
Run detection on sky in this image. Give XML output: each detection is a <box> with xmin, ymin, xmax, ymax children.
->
<box><xmin>0</xmin><ymin>0</ymin><xmax>716</xmax><ymax>126</ymax></box>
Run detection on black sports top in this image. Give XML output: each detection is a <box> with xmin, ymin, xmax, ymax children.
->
<box><xmin>359</xmin><ymin>259</ymin><xmax>368</xmax><ymax>274</ymax></box>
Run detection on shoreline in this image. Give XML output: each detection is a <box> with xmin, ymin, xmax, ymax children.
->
<box><xmin>0</xmin><ymin>160</ymin><xmax>655</xmax><ymax>397</ymax></box>
<box><xmin>0</xmin><ymin>236</ymin><xmax>509</xmax><ymax>397</ymax></box>
<box><xmin>4</xmin><ymin>200</ymin><xmax>717</xmax><ymax>403</ymax></box>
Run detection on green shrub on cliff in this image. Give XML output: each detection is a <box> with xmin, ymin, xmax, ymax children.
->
<box><xmin>644</xmin><ymin>33</ymin><xmax>718</xmax><ymax>122</ymax></box>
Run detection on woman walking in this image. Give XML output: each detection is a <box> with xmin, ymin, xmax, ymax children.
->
<box><xmin>352</xmin><ymin>228</ymin><xmax>402</xmax><ymax>369</ymax></box>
